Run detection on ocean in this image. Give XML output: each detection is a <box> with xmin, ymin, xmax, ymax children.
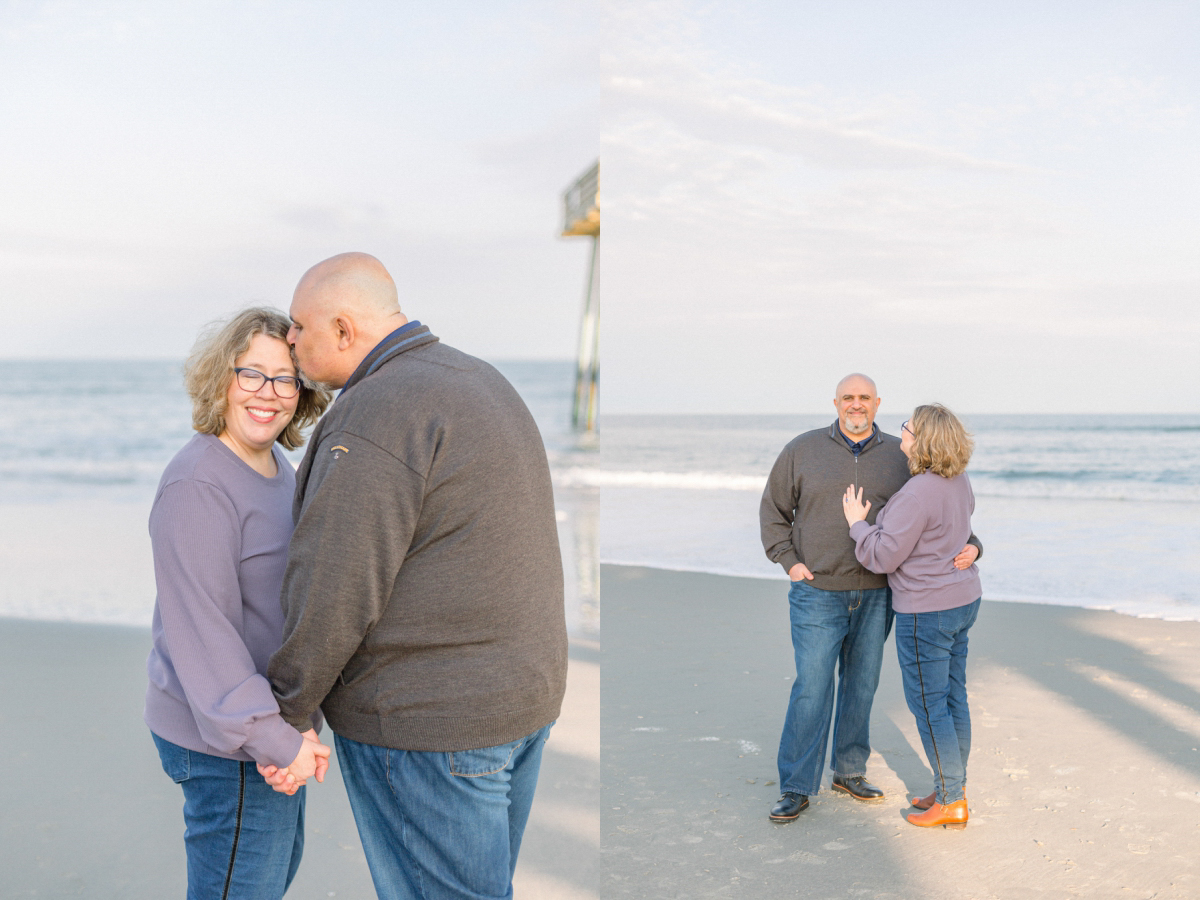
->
<box><xmin>4</xmin><ymin>364</ymin><xmax>1197</xmax><ymax>624</ymax></box>
<box><xmin>0</xmin><ymin>359</ymin><xmax>598</xmax><ymax>634</ymax></box>
<box><xmin>590</xmin><ymin>414</ymin><xmax>1200</xmax><ymax>622</ymax></box>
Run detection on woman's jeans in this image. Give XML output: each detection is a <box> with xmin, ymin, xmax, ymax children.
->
<box><xmin>153</xmin><ymin>733</ymin><xmax>305</xmax><ymax>900</ymax></box>
<box><xmin>894</xmin><ymin>598</ymin><xmax>981</xmax><ymax>805</ymax></box>
<box><xmin>777</xmin><ymin>581</ymin><xmax>892</xmax><ymax>796</ymax></box>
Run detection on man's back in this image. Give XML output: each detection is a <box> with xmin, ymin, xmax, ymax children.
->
<box><xmin>270</xmin><ymin>330</ymin><xmax>568</xmax><ymax>753</ymax></box>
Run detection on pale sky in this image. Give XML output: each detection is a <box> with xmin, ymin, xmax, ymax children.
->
<box><xmin>603</xmin><ymin>1</ymin><xmax>1200</xmax><ymax>414</ymax></box>
<box><xmin>0</xmin><ymin>1</ymin><xmax>597</xmax><ymax>360</ymax></box>
<box><xmin>3</xmin><ymin>3</ymin><xmax>1197</xmax><ymax>415</ymax></box>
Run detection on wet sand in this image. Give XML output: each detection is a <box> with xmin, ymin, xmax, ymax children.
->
<box><xmin>603</xmin><ymin>564</ymin><xmax>1200</xmax><ymax>899</ymax></box>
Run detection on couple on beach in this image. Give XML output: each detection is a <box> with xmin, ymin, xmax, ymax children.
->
<box><xmin>761</xmin><ymin>374</ymin><xmax>983</xmax><ymax>829</ymax></box>
<box><xmin>144</xmin><ymin>252</ymin><xmax>567</xmax><ymax>899</ymax></box>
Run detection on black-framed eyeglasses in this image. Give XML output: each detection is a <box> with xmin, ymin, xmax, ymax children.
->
<box><xmin>901</xmin><ymin>420</ymin><xmax>915</xmax><ymax>437</ymax></box>
<box><xmin>233</xmin><ymin>367</ymin><xmax>301</xmax><ymax>399</ymax></box>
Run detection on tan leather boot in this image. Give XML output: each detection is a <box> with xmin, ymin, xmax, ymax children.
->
<box><xmin>907</xmin><ymin>798</ymin><xmax>968</xmax><ymax>829</ymax></box>
<box><xmin>911</xmin><ymin>790</ymin><xmax>967</xmax><ymax>811</ymax></box>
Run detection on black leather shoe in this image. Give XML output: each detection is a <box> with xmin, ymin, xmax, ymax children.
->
<box><xmin>769</xmin><ymin>792</ymin><xmax>809</xmax><ymax>821</ymax></box>
<box><xmin>831</xmin><ymin>775</ymin><xmax>884</xmax><ymax>801</ymax></box>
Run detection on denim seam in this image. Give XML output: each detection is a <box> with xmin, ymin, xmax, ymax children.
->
<box><xmin>381</xmin><ymin>748</ymin><xmax>427</xmax><ymax>900</ymax></box>
<box><xmin>220</xmin><ymin>762</ymin><xmax>247</xmax><ymax>900</ymax></box>
<box><xmin>911</xmin><ymin>617</ymin><xmax>947</xmax><ymax>803</ymax></box>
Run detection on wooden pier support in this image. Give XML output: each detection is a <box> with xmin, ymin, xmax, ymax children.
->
<box><xmin>562</xmin><ymin>162</ymin><xmax>599</xmax><ymax>433</ymax></box>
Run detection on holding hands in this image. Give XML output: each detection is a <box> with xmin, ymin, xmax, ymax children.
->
<box><xmin>842</xmin><ymin>485</ymin><xmax>871</xmax><ymax>526</ymax></box>
<box><xmin>257</xmin><ymin>729</ymin><xmax>331</xmax><ymax>795</ymax></box>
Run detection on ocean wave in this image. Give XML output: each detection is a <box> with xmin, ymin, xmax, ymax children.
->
<box><xmin>554</xmin><ymin>468</ymin><xmax>767</xmax><ymax>491</ymax></box>
<box><xmin>553</xmin><ymin>467</ymin><xmax>1200</xmax><ymax>501</ymax></box>
<box><xmin>0</xmin><ymin>460</ymin><xmax>165</xmax><ymax>485</ymax></box>
<box><xmin>973</xmin><ymin>467</ymin><xmax>1198</xmax><ymax>482</ymax></box>
<box><xmin>969</xmin><ymin>477</ymin><xmax>1200</xmax><ymax>503</ymax></box>
<box><xmin>976</xmin><ymin>422</ymin><xmax>1200</xmax><ymax>434</ymax></box>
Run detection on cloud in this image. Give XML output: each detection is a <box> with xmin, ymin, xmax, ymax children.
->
<box><xmin>600</xmin><ymin>1</ymin><xmax>1200</xmax><ymax>413</ymax></box>
<box><xmin>1027</xmin><ymin>73</ymin><xmax>1194</xmax><ymax>134</ymax></box>
<box><xmin>609</xmin><ymin>71</ymin><xmax>1020</xmax><ymax>172</ymax></box>
<box><xmin>602</xmin><ymin>2</ymin><xmax>1025</xmax><ymax>176</ymax></box>
<box><xmin>273</xmin><ymin>204</ymin><xmax>391</xmax><ymax>235</ymax></box>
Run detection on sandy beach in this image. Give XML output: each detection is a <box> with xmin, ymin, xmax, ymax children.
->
<box><xmin>0</xmin><ymin>621</ymin><xmax>597</xmax><ymax>900</ymax></box>
<box><xmin>6</xmin><ymin>523</ymin><xmax>1200</xmax><ymax>899</ymax></box>
<box><xmin>603</xmin><ymin>564</ymin><xmax>1200</xmax><ymax>899</ymax></box>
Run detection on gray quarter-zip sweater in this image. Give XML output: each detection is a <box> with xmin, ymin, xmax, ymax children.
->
<box><xmin>760</xmin><ymin>422</ymin><xmax>982</xmax><ymax>592</ymax></box>
<box><xmin>267</xmin><ymin>325</ymin><xmax>567</xmax><ymax>752</ymax></box>
<box><xmin>761</xmin><ymin>422</ymin><xmax>911</xmax><ymax>591</ymax></box>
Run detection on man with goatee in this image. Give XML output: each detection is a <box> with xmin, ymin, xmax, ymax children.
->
<box><xmin>760</xmin><ymin>373</ymin><xmax>980</xmax><ymax>822</ymax></box>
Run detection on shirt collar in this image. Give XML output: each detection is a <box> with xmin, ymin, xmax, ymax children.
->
<box><xmin>837</xmin><ymin>422</ymin><xmax>878</xmax><ymax>456</ymax></box>
<box><xmin>338</xmin><ymin>320</ymin><xmax>429</xmax><ymax>397</ymax></box>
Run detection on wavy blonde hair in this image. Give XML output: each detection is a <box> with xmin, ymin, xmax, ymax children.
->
<box><xmin>907</xmin><ymin>403</ymin><xmax>973</xmax><ymax>477</ymax></box>
<box><xmin>184</xmin><ymin>307</ymin><xmax>330</xmax><ymax>450</ymax></box>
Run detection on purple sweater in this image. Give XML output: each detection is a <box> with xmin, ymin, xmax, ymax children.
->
<box><xmin>848</xmin><ymin>471</ymin><xmax>982</xmax><ymax>614</ymax></box>
<box><xmin>144</xmin><ymin>433</ymin><xmax>315</xmax><ymax>767</ymax></box>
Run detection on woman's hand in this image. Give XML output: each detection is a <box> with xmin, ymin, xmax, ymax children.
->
<box><xmin>843</xmin><ymin>485</ymin><xmax>871</xmax><ymax>526</ymax></box>
<box><xmin>257</xmin><ymin>729</ymin><xmax>331</xmax><ymax>795</ymax></box>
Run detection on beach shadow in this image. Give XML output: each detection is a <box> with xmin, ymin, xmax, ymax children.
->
<box><xmin>602</xmin><ymin>566</ymin><xmax>1200</xmax><ymax>898</ymax></box>
<box><xmin>601</xmin><ymin>565</ymin><xmax>983</xmax><ymax>898</ymax></box>
<box><xmin>870</xmin><ymin>712</ymin><xmax>933</xmax><ymax>800</ymax></box>
<box><xmin>973</xmin><ymin>602</ymin><xmax>1200</xmax><ymax>781</ymax></box>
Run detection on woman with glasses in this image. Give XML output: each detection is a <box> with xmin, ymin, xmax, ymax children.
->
<box><xmin>841</xmin><ymin>404</ymin><xmax>982</xmax><ymax>829</ymax></box>
<box><xmin>144</xmin><ymin>308</ymin><xmax>331</xmax><ymax>898</ymax></box>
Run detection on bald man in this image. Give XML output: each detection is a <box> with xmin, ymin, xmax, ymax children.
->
<box><xmin>264</xmin><ymin>253</ymin><xmax>567</xmax><ymax>899</ymax></box>
<box><xmin>759</xmin><ymin>374</ymin><xmax>980</xmax><ymax>822</ymax></box>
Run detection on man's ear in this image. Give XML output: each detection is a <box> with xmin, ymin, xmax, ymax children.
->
<box><xmin>334</xmin><ymin>315</ymin><xmax>355</xmax><ymax>351</ymax></box>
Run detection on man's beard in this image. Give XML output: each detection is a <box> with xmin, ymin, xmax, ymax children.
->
<box><xmin>841</xmin><ymin>417</ymin><xmax>871</xmax><ymax>435</ymax></box>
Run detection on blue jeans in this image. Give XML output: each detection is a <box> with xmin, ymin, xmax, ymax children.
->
<box><xmin>777</xmin><ymin>581</ymin><xmax>892</xmax><ymax>796</ymax></box>
<box><xmin>152</xmin><ymin>733</ymin><xmax>305</xmax><ymax>900</ymax></box>
<box><xmin>894</xmin><ymin>598</ymin><xmax>980</xmax><ymax>805</ymax></box>
<box><xmin>335</xmin><ymin>723</ymin><xmax>553</xmax><ymax>900</ymax></box>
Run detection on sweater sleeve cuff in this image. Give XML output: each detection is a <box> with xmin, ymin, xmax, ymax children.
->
<box><xmin>777</xmin><ymin>550</ymin><xmax>802</xmax><ymax>573</ymax></box>
<box><xmin>242</xmin><ymin>717</ymin><xmax>306</xmax><ymax>769</ymax></box>
<box><xmin>848</xmin><ymin>521</ymin><xmax>873</xmax><ymax>540</ymax></box>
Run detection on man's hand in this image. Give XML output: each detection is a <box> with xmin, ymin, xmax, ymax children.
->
<box><xmin>953</xmin><ymin>543</ymin><xmax>979</xmax><ymax>570</ymax></box>
<box><xmin>256</xmin><ymin>761</ymin><xmax>300</xmax><ymax>795</ymax></box>
<box><xmin>788</xmin><ymin>563</ymin><xmax>814</xmax><ymax>582</ymax></box>
<box><xmin>257</xmin><ymin>729</ymin><xmax>330</xmax><ymax>795</ymax></box>
<box><xmin>300</xmin><ymin>729</ymin><xmax>331</xmax><ymax>784</ymax></box>
<box><xmin>842</xmin><ymin>485</ymin><xmax>871</xmax><ymax>527</ymax></box>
